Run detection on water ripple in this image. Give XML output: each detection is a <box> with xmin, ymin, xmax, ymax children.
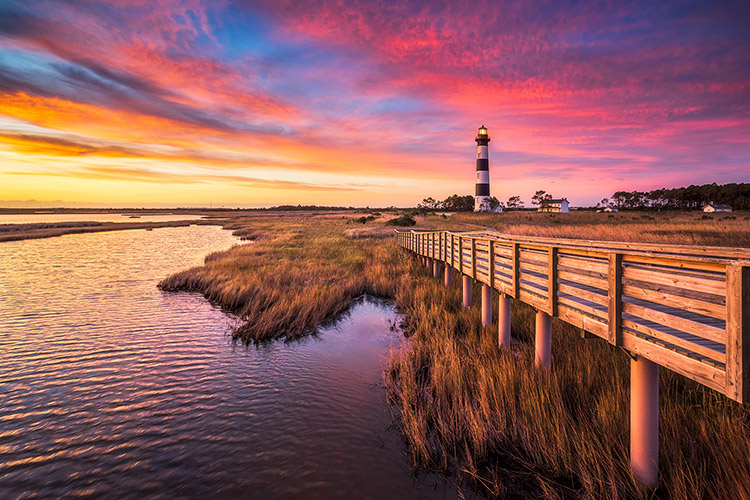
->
<box><xmin>0</xmin><ymin>225</ymin><xmax>466</xmax><ymax>499</ymax></box>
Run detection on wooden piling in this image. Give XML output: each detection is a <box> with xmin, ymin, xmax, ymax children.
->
<box><xmin>535</xmin><ymin>310</ymin><xmax>552</xmax><ymax>368</ymax></box>
<box><xmin>462</xmin><ymin>275</ymin><xmax>472</xmax><ymax>308</ymax></box>
<box><xmin>631</xmin><ymin>355</ymin><xmax>659</xmax><ymax>487</ymax></box>
<box><xmin>482</xmin><ymin>284</ymin><xmax>492</xmax><ymax>327</ymax></box>
<box><xmin>498</xmin><ymin>295</ymin><xmax>511</xmax><ymax>347</ymax></box>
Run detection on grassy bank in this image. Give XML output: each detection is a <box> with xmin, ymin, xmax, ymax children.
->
<box><xmin>159</xmin><ymin>211</ymin><xmax>750</xmax><ymax>498</ymax></box>
<box><xmin>158</xmin><ymin>213</ymin><xmax>437</xmax><ymax>341</ymax></box>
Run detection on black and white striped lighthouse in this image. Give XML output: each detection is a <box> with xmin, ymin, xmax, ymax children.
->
<box><xmin>474</xmin><ymin>125</ymin><xmax>492</xmax><ymax>212</ymax></box>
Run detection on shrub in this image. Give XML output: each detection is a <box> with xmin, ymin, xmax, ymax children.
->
<box><xmin>385</xmin><ymin>215</ymin><xmax>416</xmax><ymax>227</ymax></box>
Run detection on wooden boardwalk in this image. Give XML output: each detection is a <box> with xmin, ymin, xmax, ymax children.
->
<box><xmin>396</xmin><ymin>229</ymin><xmax>750</xmax><ymax>404</ymax></box>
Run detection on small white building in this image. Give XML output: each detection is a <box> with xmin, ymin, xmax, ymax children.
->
<box><xmin>603</xmin><ymin>207</ymin><xmax>618</xmax><ymax>212</ymax></box>
<box><xmin>703</xmin><ymin>203</ymin><xmax>732</xmax><ymax>213</ymax></box>
<box><xmin>476</xmin><ymin>198</ymin><xmax>503</xmax><ymax>213</ymax></box>
<box><xmin>538</xmin><ymin>198</ymin><xmax>569</xmax><ymax>213</ymax></box>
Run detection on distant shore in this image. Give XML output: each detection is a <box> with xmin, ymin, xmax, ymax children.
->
<box><xmin>0</xmin><ymin>208</ymin><xmax>245</xmax><ymax>242</ymax></box>
<box><xmin>0</xmin><ymin>208</ymin><xmax>382</xmax><ymax>242</ymax></box>
<box><xmin>0</xmin><ymin>220</ymin><xmax>206</xmax><ymax>242</ymax></box>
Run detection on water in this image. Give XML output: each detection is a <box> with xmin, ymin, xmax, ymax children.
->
<box><xmin>0</xmin><ymin>213</ymin><xmax>205</xmax><ymax>225</ymax></box>
<box><xmin>0</xmin><ymin>226</ymin><xmax>462</xmax><ymax>498</ymax></box>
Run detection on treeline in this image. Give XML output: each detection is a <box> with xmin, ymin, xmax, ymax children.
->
<box><xmin>603</xmin><ymin>183</ymin><xmax>750</xmax><ymax>210</ymax></box>
<box><xmin>418</xmin><ymin>194</ymin><xmax>477</xmax><ymax>211</ymax></box>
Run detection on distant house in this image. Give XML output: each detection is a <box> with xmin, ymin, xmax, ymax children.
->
<box><xmin>538</xmin><ymin>198</ymin><xmax>569</xmax><ymax>213</ymax></box>
<box><xmin>603</xmin><ymin>207</ymin><xmax>618</xmax><ymax>212</ymax></box>
<box><xmin>703</xmin><ymin>203</ymin><xmax>732</xmax><ymax>213</ymax></box>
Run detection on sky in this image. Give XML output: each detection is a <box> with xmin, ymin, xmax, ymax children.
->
<box><xmin>0</xmin><ymin>0</ymin><xmax>748</xmax><ymax>208</ymax></box>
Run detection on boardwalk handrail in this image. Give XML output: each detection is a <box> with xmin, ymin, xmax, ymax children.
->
<box><xmin>396</xmin><ymin>229</ymin><xmax>750</xmax><ymax>404</ymax></box>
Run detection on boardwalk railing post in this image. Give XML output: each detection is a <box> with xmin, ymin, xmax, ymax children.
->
<box><xmin>442</xmin><ymin>231</ymin><xmax>447</xmax><ymax>262</ymax></box>
<box><xmin>726</xmin><ymin>263</ymin><xmax>750</xmax><ymax>403</ymax></box>
<box><xmin>608</xmin><ymin>253</ymin><xmax>623</xmax><ymax>345</ymax></box>
<box><xmin>458</xmin><ymin>237</ymin><xmax>464</xmax><ymax>275</ymax></box>
<box><xmin>535</xmin><ymin>309</ymin><xmax>552</xmax><ymax>368</ymax></box>
<box><xmin>631</xmin><ymin>355</ymin><xmax>659</xmax><ymax>487</ymax></box>
<box><xmin>440</xmin><ymin>231</ymin><xmax>444</xmax><ymax>262</ymax></box>
<box><xmin>511</xmin><ymin>243</ymin><xmax>519</xmax><ymax>299</ymax></box>
<box><xmin>547</xmin><ymin>247</ymin><xmax>558</xmax><ymax>316</ymax></box>
<box><xmin>471</xmin><ymin>237</ymin><xmax>477</xmax><ymax>280</ymax></box>
<box><xmin>463</xmin><ymin>275</ymin><xmax>472</xmax><ymax>308</ymax></box>
<box><xmin>489</xmin><ymin>240</ymin><xmax>495</xmax><ymax>291</ymax></box>
<box><xmin>483</xmin><ymin>239</ymin><xmax>495</xmax><ymax>327</ymax></box>
<box><xmin>450</xmin><ymin>234</ymin><xmax>455</xmax><ymax>269</ymax></box>
<box><xmin>498</xmin><ymin>294</ymin><xmax>512</xmax><ymax>347</ymax></box>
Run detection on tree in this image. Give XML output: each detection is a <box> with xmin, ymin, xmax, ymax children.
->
<box><xmin>604</xmin><ymin>183</ymin><xmax>750</xmax><ymax>211</ymax></box>
<box><xmin>487</xmin><ymin>196</ymin><xmax>503</xmax><ymax>211</ymax></box>
<box><xmin>441</xmin><ymin>194</ymin><xmax>475</xmax><ymax>212</ymax></box>
<box><xmin>506</xmin><ymin>195</ymin><xmax>523</xmax><ymax>209</ymax></box>
<box><xmin>531</xmin><ymin>190</ymin><xmax>552</xmax><ymax>206</ymax></box>
<box><xmin>418</xmin><ymin>197</ymin><xmax>439</xmax><ymax>210</ymax></box>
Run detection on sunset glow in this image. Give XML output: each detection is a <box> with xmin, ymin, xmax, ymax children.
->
<box><xmin>1</xmin><ymin>0</ymin><xmax>748</xmax><ymax>207</ymax></box>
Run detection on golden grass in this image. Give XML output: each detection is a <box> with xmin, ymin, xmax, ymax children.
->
<box><xmin>452</xmin><ymin>210</ymin><xmax>750</xmax><ymax>247</ymax></box>
<box><xmin>159</xmin><ymin>214</ymin><xmax>429</xmax><ymax>341</ymax></box>
<box><xmin>160</xmin><ymin>211</ymin><xmax>750</xmax><ymax>498</ymax></box>
<box><xmin>388</xmin><ymin>273</ymin><xmax>750</xmax><ymax>499</ymax></box>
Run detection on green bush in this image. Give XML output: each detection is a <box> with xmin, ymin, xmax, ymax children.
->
<box><xmin>385</xmin><ymin>215</ymin><xmax>416</xmax><ymax>227</ymax></box>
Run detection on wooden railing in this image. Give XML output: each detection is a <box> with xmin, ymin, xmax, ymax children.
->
<box><xmin>396</xmin><ymin>229</ymin><xmax>750</xmax><ymax>404</ymax></box>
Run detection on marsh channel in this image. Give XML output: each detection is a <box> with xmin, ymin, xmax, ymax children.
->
<box><xmin>0</xmin><ymin>223</ymin><xmax>468</xmax><ymax>499</ymax></box>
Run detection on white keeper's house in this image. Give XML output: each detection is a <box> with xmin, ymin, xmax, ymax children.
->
<box><xmin>538</xmin><ymin>198</ymin><xmax>570</xmax><ymax>213</ymax></box>
<box><xmin>703</xmin><ymin>203</ymin><xmax>732</xmax><ymax>213</ymax></box>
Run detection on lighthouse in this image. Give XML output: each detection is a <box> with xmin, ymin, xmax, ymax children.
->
<box><xmin>474</xmin><ymin>125</ymin><xmax>498</xmax><ymax>212</ymax></box>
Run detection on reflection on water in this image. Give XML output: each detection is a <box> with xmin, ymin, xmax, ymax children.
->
<box><xmin>0</xmin><ymin>226</ymin><xmax>464</xmax><ymax>498</ymax></box>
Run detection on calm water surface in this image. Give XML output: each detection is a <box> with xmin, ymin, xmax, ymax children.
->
<box><xmin>0</xmin><ymin>226</ymin><xmax>463</xmax><ymax>498</ymax></box>
<box><xmin>0</xmin><ymin>213</ymin><xmax>205</xmax><ymax>225</ymax></box>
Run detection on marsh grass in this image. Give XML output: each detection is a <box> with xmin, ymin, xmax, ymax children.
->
<box><xmin>159</xmin><ymin>214</ymin><xmax>431</xmax><ymax>341</ymax></box>
<box><xmin>160</xmin><ymin>211</ymin><xmax>750</xmax><ymax>498</ymax></box>
<box><xmin>388</xmin><ymin>273</ymin><xmax>750</xmax><ymax>499</ymax></box>
<box><xmin>454</xmin><ymin>210</ymin><xmax>750</xmax><ymax>247</ymax></box>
